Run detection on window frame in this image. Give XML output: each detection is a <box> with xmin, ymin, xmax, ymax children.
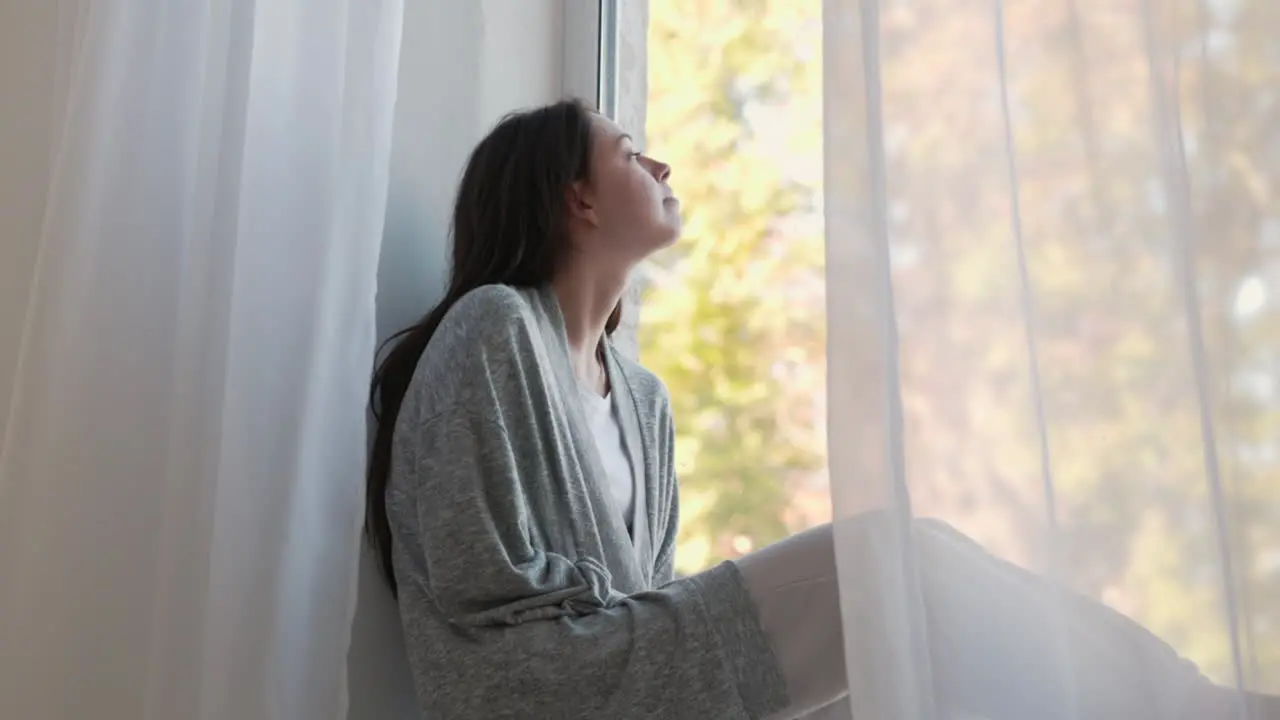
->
<box><xmin>562</xmin><ymin>0</ymin><xmax>620</xmax><ymax>118</ymax></box>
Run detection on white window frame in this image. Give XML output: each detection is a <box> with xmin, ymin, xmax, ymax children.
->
<box><xmin>562</xmin><ymin>0</ymin><xmax>620</xmax><ymax>117</ymax></box>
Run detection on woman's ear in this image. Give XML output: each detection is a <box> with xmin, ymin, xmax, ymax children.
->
<box><xmin>566</xmin><ymin>181</ymin><xmax>599</xmax><ymax>228</ymax></box>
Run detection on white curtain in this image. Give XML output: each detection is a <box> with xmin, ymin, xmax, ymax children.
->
<box><xmin>0</xmin><ymin>1</ymin><xmax>402</xmax><ymax>718</ymax></box>
<box><xmin>825</xmin><ymin>0</ymin><xmax>1278</xmax><ymax>717</ymax></box>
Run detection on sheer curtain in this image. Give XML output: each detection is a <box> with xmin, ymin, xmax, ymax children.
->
<box><xmin>825</xmin><ymin>0</ymin><xmax>1279</xmax><ymax>717</ymax></box>
<box><xmin>0</xmin><ymin>1</ymin><xmax>402</xmax><ymax>718</ymax></box>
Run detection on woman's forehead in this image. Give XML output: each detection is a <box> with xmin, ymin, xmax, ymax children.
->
<box><xmin>591</xmin><ymin>113</ymin><xmax>628</xmax><ymax>141</ymax></box>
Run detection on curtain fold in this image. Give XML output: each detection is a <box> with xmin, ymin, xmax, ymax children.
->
<box><xmin>825</xmin><ymin>0</ymin><xmax>1280</xmax><ymax>716</ymax></box>
<box><xmin>0</xmin><ymin>1</ymin><xmax>403</xmax><ymax>717</ymax></box>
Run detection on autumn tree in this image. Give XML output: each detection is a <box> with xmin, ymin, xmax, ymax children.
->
<box><xmin>642</xmin><ymin>0</ymin><xmax>827</xmax><ymax>572</ymax></box>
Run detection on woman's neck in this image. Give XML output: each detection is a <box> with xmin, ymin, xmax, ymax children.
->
<box><xmin>552</xmin><ymin>266</ymin><xmax>627</xmax><ymax>391</ymax></box>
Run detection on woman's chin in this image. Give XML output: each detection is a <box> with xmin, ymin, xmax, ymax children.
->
<box><xmin>628</xmin><ymin>215</ymin><xmax>683</xmax><ymax>258</ymax></box>
<box><xmin>657</xmin><ymin>224</ymin><xmax>682</xmax><ymax>250</ymax></box>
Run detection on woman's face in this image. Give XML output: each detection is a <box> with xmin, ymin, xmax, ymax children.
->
<box><xmin>572</xmin><ymin>114</ymin><xmax>681</xmax><ymax>263</ymax></box>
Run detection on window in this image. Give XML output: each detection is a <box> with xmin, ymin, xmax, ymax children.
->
<box><xmin>620</xmin><ymin>2</ymin><xmax>828</xmax><ymax>575</ymax></box>
<box><xmin>615</xmin><ymin>0</ymin><xmax>1280</xmax><ymax>690</ymax></box>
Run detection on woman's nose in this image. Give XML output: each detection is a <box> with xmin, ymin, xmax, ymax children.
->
<box><xmin>644</xmin><ymin>156</ymin><xmax>671</xmax><ymax>183</ymax></box>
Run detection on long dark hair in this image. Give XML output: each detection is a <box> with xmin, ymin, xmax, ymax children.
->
<box><xmin>366</xmin><ymin>99</ymin><xmax>622</xmax><ymax>595</ymax></box>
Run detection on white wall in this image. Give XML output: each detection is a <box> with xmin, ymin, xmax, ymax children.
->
<box><xmin>347</xmin><ymin>2</ymin><xmax>569</xmax><ymax>718</ymax></box>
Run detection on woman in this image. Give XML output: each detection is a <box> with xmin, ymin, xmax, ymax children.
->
<box><xmin>366</xmin><ymin>99</ymin><xmax>1273</xmax><ymax>719</ymax></box>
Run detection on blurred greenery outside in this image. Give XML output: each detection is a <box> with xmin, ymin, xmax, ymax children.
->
<box><xmin>638</xmin><ymin>0</ymin><xmax>1279</xmax><ymax>690</ymax></box>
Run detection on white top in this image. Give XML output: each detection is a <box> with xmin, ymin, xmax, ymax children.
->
<box><xmin>577</xmin><ymin>385</ymin><xmax>635</xmax><ymax>529</ymax></box>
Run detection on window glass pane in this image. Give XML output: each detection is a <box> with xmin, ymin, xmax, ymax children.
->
<box><xmin>640</xmin><ymin>1</ymin><xmax>826</xmax><ymax>575</ymax></box>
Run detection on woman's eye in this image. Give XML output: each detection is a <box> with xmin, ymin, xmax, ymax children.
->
<box><xmin>629</xmin><ymin>151</ymin><xmax>642</xmax><ymax>160</ymax></box>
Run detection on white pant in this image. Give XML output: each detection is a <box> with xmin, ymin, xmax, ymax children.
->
<box><xmin>734</xmin><ymin>515</ymin><xmax>1234</xmax><ymax>720</ymax></box>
